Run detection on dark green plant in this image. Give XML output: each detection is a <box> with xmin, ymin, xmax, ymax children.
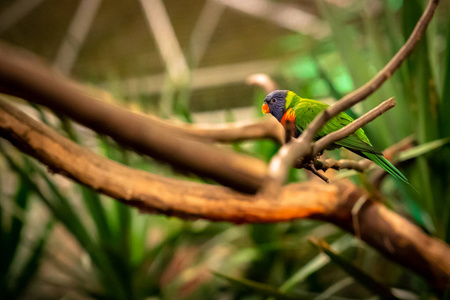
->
<box><xmin>0</xmin><ymin>147</ymin><xmax>53</xmax><ymax>299</ymax></box>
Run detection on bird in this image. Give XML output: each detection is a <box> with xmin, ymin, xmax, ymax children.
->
<box><xmin>262</xmin><ymin>90</ymin><xmax>408</xmax><ymax>184</ymax></box>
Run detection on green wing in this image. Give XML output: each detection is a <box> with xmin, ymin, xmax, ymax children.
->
<box><xmin>293</xmin><ymin>99</ymin><xmax>381</xmax><ymax>154</ymax></box>
<box><xmin>290</xmin><ymin>96</ymin><xmax>407</xmax><ymax>183</ymax></box>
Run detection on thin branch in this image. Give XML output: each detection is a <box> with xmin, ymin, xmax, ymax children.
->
<box><xmin>307</xmin><ymin>136</ymin><xmax>416</xmax><ymax>179</ymax></box>
<box><xmin>1</xmin><ymin>99</ymin><xmax>449</xmax><ymax>292</ymax></box>
<box><xmin>314</xmin><ymin>97</ymin><xmax>395</xmax><ymax>154</ymax></box>
<box><xmin>312</xmin><ymin>158</ymin><xmax>367</xmax><ymax>173</ymax></box>
<box><xmin>150</xmin><ymin>115</ymin><xmax>285</xmax><ymax>144</ymax></box>
<box><xmin>382</xmin><ymin>135</ymin><xmax>415</xmax><ymax>161</ymax></box>
<box><xmin>295</xmin><ymin>137</ymin><xmax>412</xmax><ymax>175</ymax></box>
<box><xmin>268</xmin><ymin>0</ymin><xmax>439</xmax><ymax>184</ymax></box>
<box><xmin>305</xmin><ymin>163</ymin><xmax>329</xmax><ymax>183</ymax></box>
<box><xmin>246</xmin><ymin>73</ymin><xmax>278</xmax><ymax>94</ymax></box>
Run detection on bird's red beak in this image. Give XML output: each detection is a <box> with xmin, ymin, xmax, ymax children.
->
<box><xmin>262</xmin><ymin>103</ymin><xmax>270</xmax><ymax>114</ymax></box>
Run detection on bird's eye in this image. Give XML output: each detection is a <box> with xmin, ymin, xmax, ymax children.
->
<box><xmin>271</xmin><ymin>99</ymin><xmax>277</xmax><ymax>103</ymax></box>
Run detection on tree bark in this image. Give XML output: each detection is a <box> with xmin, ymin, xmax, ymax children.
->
<box><xmin>0</xmin><ymin>99</ymin><xmax>449</xmax><ymax>291</ymax></box>
<box><xmin>0</xmin><ymin>42</ymin><xmax>270</xmax><ymax>193</ymax></box>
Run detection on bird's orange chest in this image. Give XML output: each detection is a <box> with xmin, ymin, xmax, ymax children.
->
<box><xmin>280</xmin><ymin>108</ymin><xmax>297</xmax><ymax>138</ymax></box>
<box><xmin>280</xmin><ymin>108</ymin><xmax>296</xmax><ymax>127</ymax></box>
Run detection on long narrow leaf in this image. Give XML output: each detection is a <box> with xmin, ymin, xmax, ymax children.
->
<box><xmin>311</xmin><ymin>240</ymin><xmax>399</xmax><ymax>300</ymax></box>
<box><xmin>314</xmin><ymin>277</ymin><xmax>354</xmax><ymax>300</ymax></box>
<box><xmin>2</xmin><ymin>177</ymin><xmax>31</xmax><ymax>276</ymax></box>
<box><xmin>214</xmin><ymin>271</ymin><xmax>356</xmax><ymax>300</ymax></box>
<box><xmin>80</xmin><ymin>186</ymin><xmax>112</xmax><ymax>242</ymax></box>
<box><xmin>214</xmin><ymin>271</ymin><xmax>305</xmax><ymax>300</ymax></box>
<box><xmin>440</xmin><ymin>18</ymin><xmax>450</xmax><ymax>137</ymax></box>
<box><xmin>396</xmin><ymin>138</ymin><xmax>450</xmax><ymax>162</ymax></box>
<box><xmin>9</xmin><ymin>220</ymin><xmax>54</xmax><ymax>299</ymax></box>
<box><xmin>279</xmin><ymin>234</ymin><xmax>355</xmax><ymax>292</ymax></box>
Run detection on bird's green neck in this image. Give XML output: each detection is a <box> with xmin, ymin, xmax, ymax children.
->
<box><xmin>285</xmin><ymin>91</ymin><xmax>301</xmax><ymax>109</ymax></box>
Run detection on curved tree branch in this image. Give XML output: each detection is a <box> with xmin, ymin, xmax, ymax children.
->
<box><xmin>151</xmin><ymin>114</ymin><xmax>284</xmax><ymax>144</ymax></box>
<box><xmin>0</xmin><ymin>99</ymin><xmax>449</xmax><ymax>291</ymax></box>
<box><xmin>268</xmin><ymin>0</ymin><xmax>439</xmax><ymax>184</ymax></box>
<box><xmin>0</xmin><ymin>43</ymin><xmax>273</xmax><ymax>193</ymax></box>
<box><xmin>0</xmin><ymin>43</ymin><xmax>284</xmax><ymax>144</ymax></box>
<box><xmin>246</xmin><ymin>73</ymin><xmax>278</xmax><ymax>94</ymax></box>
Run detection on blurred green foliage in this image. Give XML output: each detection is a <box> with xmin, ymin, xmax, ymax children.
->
<box><xmin>1</xmin><ymin>0</ymin><xmax>449</xmax><ymax>299</ymax></box>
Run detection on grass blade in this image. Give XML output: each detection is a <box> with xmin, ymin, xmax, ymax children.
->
<box><xmin>279</xmin><ymin>234</ymin><xmax>355</xmax><ymax>292</ymax></box>
<box><xmin>214</xmin><ymin>271</ymin><xmax>302</xmax><ymax>300</ymax></box>
<box><xmin>440</xmin><ymin>18</ymin><xmax>450</xmax><ymax>137</ymax></box>
<box><xmin>311</xmin><ymin>239</ymin><xmax>399</xmax><ymax>300</ymax></box>
<box><xmin>314</xmin><ymin>277</ymin><xmax>354</xmax><ymax>300</ymax></box>
<box><xmin>9</xmin><ymin>220</ymin><xmax>54</xmax><ymax>299</ymax></box>
<box><xmin>2</xmin><ymin>176</ymin><xmax>31</xmax><ymax>276</ymax></box>
<box><xmin>80</xmin><ymin>186</ymin><xmax>112</xmax><ymax>241</ymax></box>
<box><xmin>396</xmin><ymin>138</ymin><xmax>450</xmax><ymax>162</ymax></box>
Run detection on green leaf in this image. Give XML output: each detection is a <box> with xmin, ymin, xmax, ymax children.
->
<box><xmin>9</xmin><ymin>220</ymin><xmax>54</xmax><ymax>299</ymax></box>
<box><xmin>311</xmin><ymin>240</ymin><xmax>399</xmax><ymax>300</ymax></box>
<box><xmin>2</xmin><ymin>176</ymin><xmax>31</xmax><ymax>276</ymax></box>
<box><xmin>30</xmin><ymin>161</ymin><xmax>93</xmax><ymax>248</ymax></box>
<box><xmin>314</xmin><ymin>277</ymin><xmax>354</xmax><ymax>300</ymax></box>
<box><xmin>80</xmin><ymin>187</ymin><xmax>112</xmax><ymax>242</ymax></box>
<box><xmin>214</xmin><ymin>272</ymin><xmax>356</xmax><ymax>300</ymax></box>
<box><xmin>396</xmin><ymin>138</ymin><xmax>450</xmax><ymax>162</ymax></box>
<box><xmin>213</xmin><ymin>272</ymin><xmax>304</xmax><ymax>300</ymax></box>
<box><xmin>440</xmin><ymin>18</ymin><xmax>450</xmax><ymax>137</ymax></box>
<box><xmin>279</xmin><ymin>234</ymin><xmax>355</xmax><ymax>292</ymax></box>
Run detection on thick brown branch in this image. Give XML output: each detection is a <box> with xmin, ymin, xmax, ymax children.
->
<box><xmin>268</xmin><ymin>0</ymin><xmax>439</xmax><ymax>184</ymax></box>
<box><xmin>0</xmin><ymin>100</ymin><xmax>449</xmax><ymax>291</ymax></box>
<box><xmin>0</xmin><ymin>43</ymin><xmax>272</xmax><ymax>193</ymax></box>
<box><xmin>314</xmin><ymin>97</ymin><xmax>395</xmax><ymax>154</ymax></box>
<box><xmin>0</xmin><ymin>43</ymin><xmax>284</xmax><ymax>145</ymax></box>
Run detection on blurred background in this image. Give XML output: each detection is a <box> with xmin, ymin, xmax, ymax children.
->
<box><xmin>0</xmin><ymin>0</ymin><xmax>449</xmax><ymax>299</ymax></box>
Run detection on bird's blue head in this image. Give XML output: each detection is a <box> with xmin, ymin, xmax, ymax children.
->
<box><xmin>262</xmin><ymin>90</ymin><xmax>288</xmax><ymax>122</ymax></box>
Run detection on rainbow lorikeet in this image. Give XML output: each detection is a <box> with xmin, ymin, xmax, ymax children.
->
<box><xmin>262</xmin><ymin>90</ymin><xmax>408</xmax><ymax>183</ymax></box>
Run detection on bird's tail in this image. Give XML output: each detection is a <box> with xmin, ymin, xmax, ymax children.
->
<box><xmin>363</xmin><ymin>152</ymin><xmax>409</xmax><ymax>184</ymax></box>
